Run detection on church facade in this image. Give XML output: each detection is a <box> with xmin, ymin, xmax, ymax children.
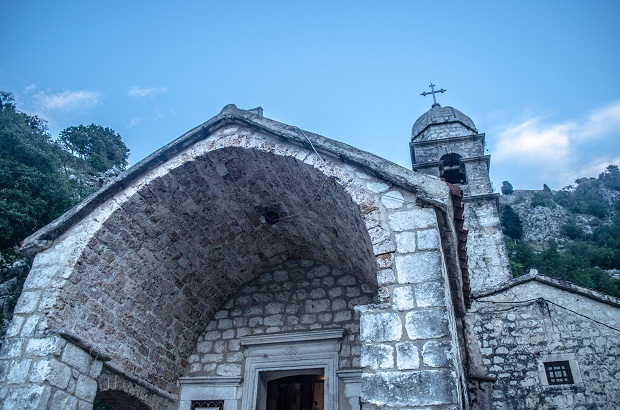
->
<box><xmin>0</xmin><ymin>98</ymin><xmax>619</xmax><ymax>409</ymax></box>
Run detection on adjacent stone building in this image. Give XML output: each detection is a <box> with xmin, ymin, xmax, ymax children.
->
<box><xmin>0</xmin><ymin>98</ymin><xmax>618</xmax><ymax>409</ymax></box>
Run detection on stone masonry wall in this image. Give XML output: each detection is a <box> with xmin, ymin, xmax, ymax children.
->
<box><xmin>464</xmin><ymin>201</ymin><xmax>511</xmax><ymax>294</ymax></box>
<box><xmin>415</xmin><ymin>123</ymin><xmax>477</xmax><ymax>143</ymax></box>
<box><xmin>358</xmin><ymin>204</ymin><xmax>466</xmax><ymax>409</ymax></box>
<box><xmin>0</xmin><ymin>112</ymin><xmax>465</xmax><ymax>409</ymax></box>
<box><xmin>186</xmin><ymin>260</ymin><xmax>375</xmax><ymax>376</ymax></box>
<box><xmin>461</xmin><ymin>161</ymin><xmax>491</xmax><ymax>196</ymax></box>
<box><xmin>412</xmin><ymin>135</ymin><xmax>485</xmax><ymax>165</ymax></box>
<box><xmin>0</xmin><ymin>336</ymin><xmax>102</xmax><ymax>409</ymax></box>
<box><xmin>467</xmin><ymin>281</ymin><xmax>620</xmax><ymax>409</ymax></box>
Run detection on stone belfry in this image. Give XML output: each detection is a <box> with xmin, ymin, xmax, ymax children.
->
<box><xmin>410</xmin><ymin>83</ymin><xmax>511</xmax><ymax>292</ymax></box>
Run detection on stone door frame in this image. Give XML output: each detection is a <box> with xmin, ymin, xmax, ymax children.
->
<box><xmin>240</xmin><ymin>329</ymin><xmax>344</xmax><ymax>410</ymax></box>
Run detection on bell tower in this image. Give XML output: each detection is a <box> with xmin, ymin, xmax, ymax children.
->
<box><xmin>411</xmin><ymin>83</ymin><xmax>511</xmax><ymax>292</ymax></box>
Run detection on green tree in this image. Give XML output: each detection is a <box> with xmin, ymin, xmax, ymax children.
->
<box><xmin>0</xmin><ymin>92</ymin><xmax>76</xmax><ymax>248</ymax></box>
<box><xmin>600</xmin><ymin>165</ymin><xmax>620</xmax><ymax>191</ymax></box>
<box><xmin>59</xmin><ymin>124</ymin><xmax>129</xmax><ymax>173</ymax></box>
<box><xmin>501</xmin><ymin>180</ymin><xmax>514</xmax><ymax>195</ymax></box>
<box><xmin>501</xmin><ymin>205</ymin><xmax>523</xmax><ymax>240</ymax></box>
<box><xmin>531</xmin><ymin>187</ymin><xmax>554</xmax><ymax>208</ymax></box>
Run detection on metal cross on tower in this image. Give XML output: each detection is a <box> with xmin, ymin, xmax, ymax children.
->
<box><xmin>421</xmin><ymin>83</ymin><xmax>446</xmax><ymax>107</ymax></box>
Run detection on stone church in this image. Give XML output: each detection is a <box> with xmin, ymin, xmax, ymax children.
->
<box><xmin>1</xmin><ymin>93</ymin><xmax>619</xmax><ymax>409</ymax></box>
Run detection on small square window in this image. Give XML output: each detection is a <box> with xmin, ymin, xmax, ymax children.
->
<box><xmin>191</xmin><ymin>400</ymin><xmax>224</xmax><ymax>410</ymax></box>
<box><xmin>544</xmin><ymin>361</ymin><xmax>574</xmax><ymax>385</ymax></box>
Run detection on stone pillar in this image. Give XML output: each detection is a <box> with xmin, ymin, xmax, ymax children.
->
<box><xmin>358</xmin><ymin>206</ymin><xmax>464</xmax><ymax>409</ymax></box>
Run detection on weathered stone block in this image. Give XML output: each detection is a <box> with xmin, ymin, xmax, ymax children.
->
<box><xmin>376</xmin><ymin>269</ymin><xmax>395</xmax><ymax>285</ymax></box>
<box><xmin>362</xmin><ymin>370</ymin><xmax>458</xmax><ymax>406</ymax></box>
<box><xmin>334</xmin><ymin>311</ymin><xmax>352</xmax><ymax>322</ymax></box>
<box><xmin>361</xmin><ymin>311</ymin><xmax>402</xmax><ymax>342</ymax></box>
<box><xmin>396</xmin><ymin>342</ymin><xmax>420</xmax><ymax>370</ymax></box>
<box><xmin>3</xmin><ymin>385</ymin><xmax>52</xmax><ymax>410</ymax></box>
<box><xmin>75</xmin><ymin>374</ymin><xmax>97</xmax><ymax>401</ymax></box>
<box><xmin>361</xmin><ymin>344</ymin><xmax>394</xmax><ymax>369</ymax></box>
<box><xmin>13</xmin><ymin>291</ymin><xmax>40</xmax><ymax>314</ymax></box>
<box><xmin>62</xmin><ymin>343</ymin><xmax>92</xmax><ymax>374</ymax></box>
<box><xmin>417</xmin><ymin>228</ymin><xmax>440</xmax><ymax>250</ymax></box>
<box><xmin>50</xmin><ymin>390</ymin><xmax>78</xmax><ymax>410</ymax></box>
<box><xmin>405</xmin><ymin>309</ymin><xmax>449</xmax><ymax>340</ymax></box>
<box><xmin>366</xmin><ymin>181</ymin><xmax>390</xmax><ymax>193</ymax></box>
<box><xmin>392</xmin><ymin>286</ymin><xmax>416</xmax><ymax>311</ymax></box>
<box><xmin>422</xmin><ymin>340</ymin><xmax>453</xmax><ymax>367</ymax></box>
<box><xmin>381</xmin><ymin>191</ymin><xmax>404</xmax><ymax>209</ymax></box>
<box><xmin>395</xmin><ymin>252</ymin><xmax>442</xmax><ymax>284</ymax></box>
<box><xmin>305</xmin><ymin>299</ymin><xmax>330</xmax><ymax>313</ymax></box>
<box><xmin>395</xmin><ymin>232</ymin><xmax>416</xmax><ymax>253</ymax></box>
<box><xmin>6</xmin><ymin>358</ymin><xmax>31</xmax><ymax>384</ymax></box>
<box><xmin>388</xmin><ymin>208</ymin><xmax>436</xmax><ymax>231</ymax></box>
<box><xmin>0</xmin><ymin>337</ymin><xmax>25</xmax><ymax>359</ymax></box>
<box><xmin>5</xmin><ymin>315</ymin><xmax>24</xmax><ymax>338</ymax></box>
<box><xmin>414</xmin><ymin>281</ymin><xmax>446</xmax><ymax>307</ymax></box>
<box><xmin>25</xmin><ymin>336</ymin><xmax>66</xmax><ymax>357</ymax></box>
<box><xmin>216</xmin><ymin>363</ymin><xmax>242</xmax><ymax>376</ymax></box>
<box><xmin>264</xmin><ymin>314</ymin><xmax>284</xmax><ymax>326</ymax></box>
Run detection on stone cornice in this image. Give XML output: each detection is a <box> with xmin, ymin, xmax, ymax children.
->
<box><xmin>411</xmin><ymin>133</ymin><xmax>486</xmax><ymax>147</ymax></box>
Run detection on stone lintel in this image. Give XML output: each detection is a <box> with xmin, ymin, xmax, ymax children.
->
<box><xmin>178</xmin><ymin>376</ymin><xmax>243</xmax><ymax>386</ymax></box>
<box><xmin>239</xmin><ymin>328</ymin><xmax>345</xmax><ymax>347</ymax></box>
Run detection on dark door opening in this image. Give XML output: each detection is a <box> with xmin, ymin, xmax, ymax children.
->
<box><xmin>266</xmin><ymin>374</ymin><xmax>324</xmax><ymax>410</ymax></box>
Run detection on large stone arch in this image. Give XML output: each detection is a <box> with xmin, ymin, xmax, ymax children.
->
<box><xmin>1</xmin><ymin>105</ymin><xmax>467</xmax><ymax>409</ymax></box>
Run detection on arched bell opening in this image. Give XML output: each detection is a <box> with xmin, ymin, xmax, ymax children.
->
<box><xmin>440</xmin><ymin>153</ymin><xmax>466</xmax><ymax>184</ymax></box>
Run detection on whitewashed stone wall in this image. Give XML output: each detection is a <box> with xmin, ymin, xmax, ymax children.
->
<box><xmin>467</xmin><ymin>279</ymin><xmax>620</xmax><ymax>409</ymax></box>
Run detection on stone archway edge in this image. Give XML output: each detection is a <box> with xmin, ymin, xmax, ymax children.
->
<box><xmin>53</xmin><ymin>330</ymin><xmax>178</xmax><ymax>402</ymax></box>
<box><xmin>101</xmin><ymin>361</ymin><xmax>178</xmax><ymax>403</ymax></box>
<box><xmin>20</xmin><ymin>104</ymin><xmax>450</xmax><ymax>256</ymax></box>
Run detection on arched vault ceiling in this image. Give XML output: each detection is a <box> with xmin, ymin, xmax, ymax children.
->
<box><xmin>52</xmin><ymin>147</ymin><xmax>376</xmax><ymax>392</ymax></box>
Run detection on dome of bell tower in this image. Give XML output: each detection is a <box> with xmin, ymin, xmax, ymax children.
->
<box><xmin>411</xmin><ymin>104</ymin><xmax>478</xmax><ymax>141</ymax></box>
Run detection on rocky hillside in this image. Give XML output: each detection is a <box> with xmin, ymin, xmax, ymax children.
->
<box><xmin>499</xmin><ymin>166</ymin><xmax>620</xmax><ymax>296</ymax></box>
<box><xmin>500</xmin><ymin>190</ymin><xmax>616</xmax><ymax>244</ymax></box>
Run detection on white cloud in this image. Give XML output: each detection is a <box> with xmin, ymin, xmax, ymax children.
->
<box><xmin>23</xmin><ymin>83</ymin><xmax>37</xmax><ymax>93</ymax></box>
<box><xmin>566</xmin><ymin>156</ymin><xmax>620</xmax><ymax>185</ymax></box>
<box><xmin>493</xmin><ymin>117</ymin><xmax>574</xmax><ymax>162</ymax></box>
<box><xmin>494</xmin><ymin>100</ymin><xmax>620</xmax><ymax>164</ymax></box>
<box><xmin>577</xmin><ymin>100</ymin><xmax>620</xmax><ymax>141</ymax></box>
<box><xmin>491</xmin><ymin>100</ymin><xmax>620</xmax><ymax>189</ymax></box>
<box><xmin>128</xmin><ymin>117</ymin><xmax>143</xmax><ymax>127</ymax></box>
<box><xmin>128</xmin><ymin>86</ymin><xmax>167</xmax><ymax>99</ymax></box>
<box><xmin>33</xmin><ymin>89</ymin><xmax>100</xmax><ymax>112</ymax></box>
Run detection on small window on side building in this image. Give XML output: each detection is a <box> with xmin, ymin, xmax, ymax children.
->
<box><xmin>544</xmin><ymin>361</ymin><xmax>574</xmax><ymax>385</ymax></box>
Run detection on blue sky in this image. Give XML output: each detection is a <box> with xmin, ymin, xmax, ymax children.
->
<box><xmin>1</xmin><ymin>1</ymin><xmax>619</xmax><ymax>190</ymax></box>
